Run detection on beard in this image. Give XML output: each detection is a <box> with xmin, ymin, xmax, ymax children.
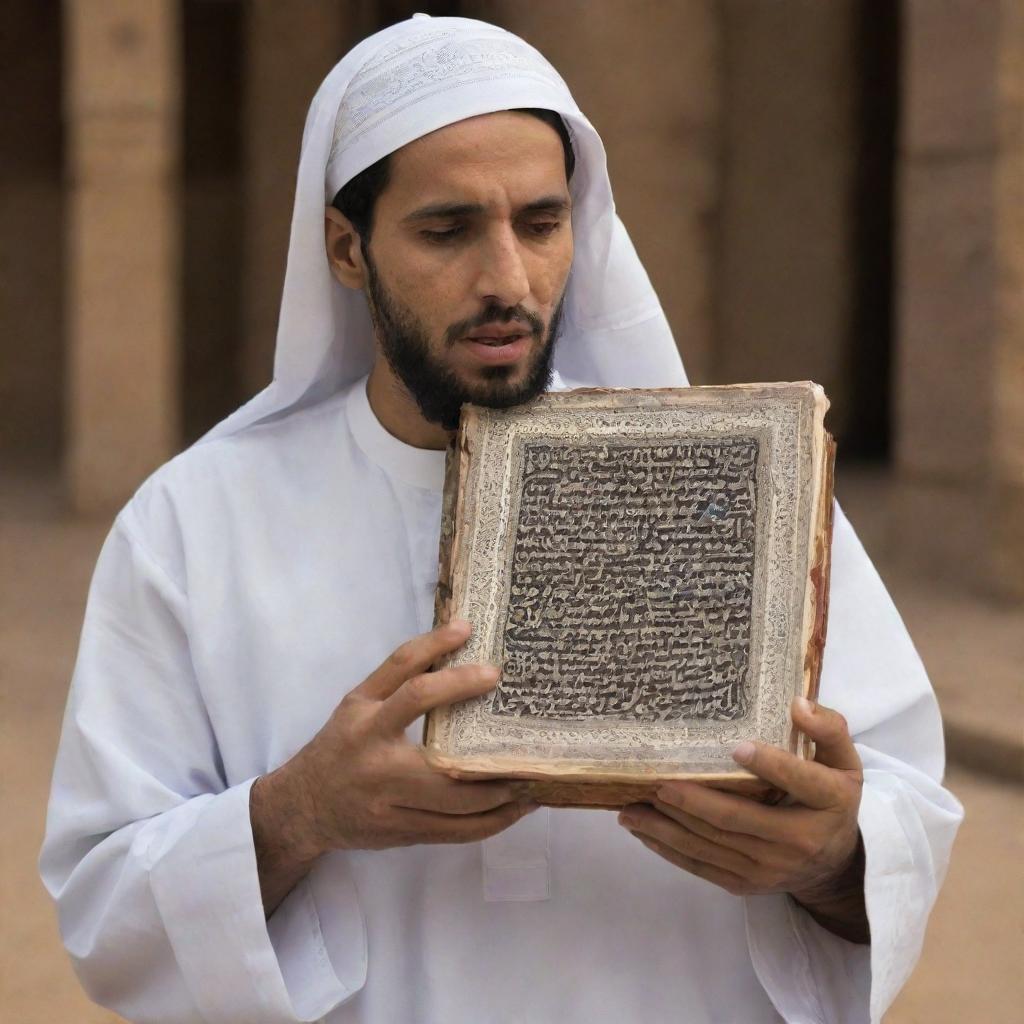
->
<box><xmin>363</xmin><ymin>248</ymin><xmax>564</xmax><ymax>432</ymax></box>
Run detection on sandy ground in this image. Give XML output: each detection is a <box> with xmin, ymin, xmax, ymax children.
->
<box><xmin>1</xmin><ymin>470</ymin><xmax>1021</xmax><ymax>1022</ymax></box>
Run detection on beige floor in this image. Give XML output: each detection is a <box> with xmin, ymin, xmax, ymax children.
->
<box><xmin>835</xmin><ymin>471</ymin><xmax>1024</xmax><ymax>775</ymax></box>
<box><xmin>2</xmin><ymin>471</ymin><xmax>1021</xmax><ymax>1023</ymax></box>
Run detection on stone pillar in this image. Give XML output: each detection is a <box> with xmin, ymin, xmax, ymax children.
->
<box><xmin>893</xmin><ymin>0</ymin><xmax>1023</xmax><ymax>601</ymax></box>
<box><xmin>64</xmin><ymin>0</ymin><xmax>180</xmax><ymax>514</ymax></box>
<box><xmin>472</xmin><ymin>0</ymin><xmax>721</xmax><ymax>384</ymax></box>
<box><xmin>715</xmin><ymin>0</ymin><xmax>860</xmax><ymax>436</ymax></box>
<box><xmin>240</xmin><ymin>1</ymin><xmax>359</xmax><ymax>398</ymax></box>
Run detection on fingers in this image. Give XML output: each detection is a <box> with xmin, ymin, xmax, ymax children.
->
<box><xmin>628</xmin><ymin>831</ymin><xmax>754</xmax><ymax>896</ymax></box>
<box><xmin>355</xmin><ymin>620</ymin><xmax>474</xmax><ymax>702</ymax></box>
<box><xmin>394</xmin><ymin>801</ymin><xmax>535</xmax><ymax>845</ymax></box>
<box><xmin>791</xmin><ymin>698</ymin><xmax>863</xmax><ymax>773</ymax></box>
<box><xmin>649</xmin><ymin>797</ymin><xmax>768</xmax><ymax>860</ymax></box>
<box><xmin>394</xmin><ymin>776</ymin><xmax>522</xmax><ymax>816</ymax></box>
<box><xmin>723</xmin><ymin>700</ymin><xmax>863</xmax><ymax>808</ymax></box>
<box><xmin>655</xmin><ymin>781</ymin><xmax>801</xmax><ymax>842</ymax></box>
<box><xmin>619</xmin><ymin>804</ymin><xmax>757</xmax><ymax>878</ymax></box>
<box><xmin>377</xmin><ymin>662</ymin><xmax>500</xmax><ymax>734</ymax></box>
<box><xmin>731</xmin><ymin>740</ymin><xmax>851</xmax><ymax>810</ymax></box>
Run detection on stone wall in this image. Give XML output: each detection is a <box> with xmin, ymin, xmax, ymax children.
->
<box><xmin>893</xmin><ymin>0</ymin><xmax>1023</xmax><ymax>600</ymax></box>
<box><xmin>2</xmin><ymin>0</ymin><xmax>1019</xmax><ymax>581</ymax></box>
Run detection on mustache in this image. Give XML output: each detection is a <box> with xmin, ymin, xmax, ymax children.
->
<box><xmin>444</xmin><ymin>303</ymin><xmax>546</xmax><ymax>345</ymax></box>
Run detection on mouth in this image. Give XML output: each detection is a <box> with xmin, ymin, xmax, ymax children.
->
<box><xmin>460</xmin><ymin>332</ymin><xmax>532</xmax><ymax>364</ymax></box>
<box><xmin>457</xmin><ymin>320</ymin><xmax>535</xmax><ymax>364</ymax></box>
<box><xmin>464</xmin><ymin>322</ymin><xmax>532</xmax><ymax>346</ymax></box>
<box><xmin>464</xmin><ymin>337</ymin><xmax>526</xmax><ymax>352</ymax></box>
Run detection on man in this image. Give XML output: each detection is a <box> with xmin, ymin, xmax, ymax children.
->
<box><xmin>41</xmin><ymin>15</ymin><xmax>962</xmax><ymax>1024</ymax></box>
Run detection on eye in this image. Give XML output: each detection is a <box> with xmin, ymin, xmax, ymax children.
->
<box><xmin>420</xmin><ymin>226</ymin><xmax>464</xmax><ymax>244</ymax></box>
<box><xmin>523</xmin><ymin>220</ymin><xmax>562</xmax><ymax>238</ymax></box>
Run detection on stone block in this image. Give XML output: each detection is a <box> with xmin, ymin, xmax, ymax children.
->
<box><xmin>901</xmin><ymin>0</ymin><xmax>1000</xmax><ymax>157</ymax></box>
<box><xmin>66</xmin><ymin>0</ymin><xmax>178</xmax><ymax>116</ymax></box>
<box><xmin>67</xmin><ymin>178</ymin><xmax>179</xmax><ymax>513</ymax></box>
<box><xmin>893</xmin><ymin>475</ymin><xmax>1024</xmax><ymax>602</ymax></box>
<box><xmin>894</xmin><ymin>158</ymin><xmax>996</xmax><ymax>482</ymax></box>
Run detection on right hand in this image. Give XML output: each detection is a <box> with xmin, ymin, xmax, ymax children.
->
<box><xmin>258</xmin><ymin>619</ymin><xmax>534</xmax><ymax>859</ymax></box>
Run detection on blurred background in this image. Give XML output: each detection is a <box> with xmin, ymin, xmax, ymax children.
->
<box><xmin>1</xmin><ymin>1</ymin><xmax>1021</xmax><ymax>1021</ymax></box>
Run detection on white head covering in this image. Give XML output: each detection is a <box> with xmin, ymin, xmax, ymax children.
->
<box><xmin>202</xmin><ymin>14</ymin><xmax>687</xmax><ymax>444</ymax></box>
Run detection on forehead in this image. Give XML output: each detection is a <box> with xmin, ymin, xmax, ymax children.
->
<box><xmin>383</xmin><ymin>111</ymin><xmax>568</xmax><ymax>207</ymax></box>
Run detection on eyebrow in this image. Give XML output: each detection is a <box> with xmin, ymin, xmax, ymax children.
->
<box><xmin>403</xmin><ymin>194</ymin><xmax>572</xmax><ymax>224</ymax></box>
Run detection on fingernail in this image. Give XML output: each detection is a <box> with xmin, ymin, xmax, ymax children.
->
<box><xmin>618</xmin><ymin>812</ymin><xmax>636</xmax><ymax>829</ymax></box>
<box><xmin>794</xmin><ymin>696</ymin><xmax>814</xmax><ymax>715</ymax></box>
<box><xmin>733</xmin><ymin>741</ymin><xmax>756</xmax><ymax>765</ymax></box>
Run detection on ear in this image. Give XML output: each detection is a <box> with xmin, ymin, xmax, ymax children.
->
<box><xmin>324</xmin><ymin>206</ymin><xmax>368</xmax><ymax>289</ymax></box>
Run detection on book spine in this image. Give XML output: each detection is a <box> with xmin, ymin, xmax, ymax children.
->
<box><xmin>800</xmin><ymin>432</ymin><xmax>837</xmax><ymax>760</ymax></box>
<box><xmin>434</xmin><ymin>411</ymin><xmax>476</xmax><ymax>627</ymax></box>
<box><xmin>425</xmin><ymin>418</ymin><xmax>472</xmax><ymax>749</ymax></box>
<box><xmin>433</xmin><ymin>441</ymin><xmax>461</xmax><ymax>631</ymax></box>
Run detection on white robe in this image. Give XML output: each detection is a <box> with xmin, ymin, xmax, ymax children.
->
<box><xmin>41</xmin><ymin>374</ymin><xmax>963</xmax><ymax>1024</ymax></box>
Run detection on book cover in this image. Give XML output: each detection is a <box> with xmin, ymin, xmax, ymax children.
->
<box><xmin>425</xmin><ymin>383</ymin><xmax>835</xmax><ymax>807</ymax></box>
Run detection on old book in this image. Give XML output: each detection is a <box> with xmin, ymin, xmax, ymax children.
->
<box><xmin>424</xmin><ymin>383</ymin><xmax>836</xmax><ymax>807</ymax></box>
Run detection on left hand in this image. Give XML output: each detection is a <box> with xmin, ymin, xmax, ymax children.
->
<box><xmin>618</xmin><ymin>698</ymin><xmax>864</xmax><ymax>909</ymax></box>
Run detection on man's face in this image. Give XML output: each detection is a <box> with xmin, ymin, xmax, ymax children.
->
<box><xmin>354</xmin><ymin>112</ymin><xmax>574</xmax><ymax>429</ymax></box>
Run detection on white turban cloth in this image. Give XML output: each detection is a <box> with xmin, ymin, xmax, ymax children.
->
<box><xmin>201</xmin><ymin>13</ymin><xmax>688</xmax><ymax>445</ymax></box>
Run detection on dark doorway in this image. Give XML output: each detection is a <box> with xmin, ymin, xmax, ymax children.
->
<box><xmin>843</xmin><ymin>1</ymin><xmax>902</xmax><ymax>461</ymax></box>
<box><xmin>182</xmin><ymin>0</ymin><xmax>244</xmax><ymax>444</ymax></box>
<box><xmin>0</xmin><ymin>3</ymin><xmax>63</xmax><ymax>469</ymax></box>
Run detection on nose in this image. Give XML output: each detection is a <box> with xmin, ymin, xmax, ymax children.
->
<box><xmin>473</xmin><ymin>224</ymin><xmax>531</xmax><ymax>309</ymax></box>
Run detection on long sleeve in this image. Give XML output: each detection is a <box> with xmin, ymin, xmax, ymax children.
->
<box><xmin>38</xmin><ymin>513</ymin><xmax>366</xmax><ymax>1024</ymax></box>
<box><xmin>744</xmin><ymin>502</ymin><xmax>964</xmax><ymax>1023</ymax></box>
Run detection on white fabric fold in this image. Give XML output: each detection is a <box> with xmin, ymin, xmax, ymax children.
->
<box><xmin>267</xmin><ymin>857</ymin><xmax>369</xmax><ymax>1021</ymax></box>
<box><xmin>150</xmin><ymin>780</ymin><xmax>364</xmax><ymax>1024</ymax></box>
<box><xmin>481</xmin><ymin>808</ymin><xmax>551</xmax><ymax>902</ymax></box>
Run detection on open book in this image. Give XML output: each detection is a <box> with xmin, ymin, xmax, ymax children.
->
<box><xmin>424</xmin><ymin>384</ymin><xmax>835</xmax><ymax>807</ymax></box>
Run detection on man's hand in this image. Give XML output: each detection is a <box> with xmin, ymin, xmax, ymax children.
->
<box><xmin>618</xmin><ymin>698</ymin><xmax>869</xmax><ymax>943</ymax></box>
<box><xmin>250</xmin><ymin>620</ymin><xmax>534</xmax><ymax>915</ymax></box>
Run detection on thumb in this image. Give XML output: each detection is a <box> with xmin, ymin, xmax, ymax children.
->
<box><xmin>792</xmin><ymin>697</ymin><xmax>862</xmax><ymax>773</ymax></box>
